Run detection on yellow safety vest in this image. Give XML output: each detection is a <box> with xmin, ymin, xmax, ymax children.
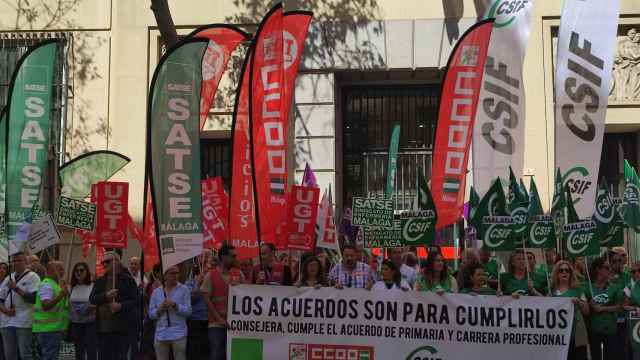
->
<box><xmin>33</xmin><ymin>278</ymin><xmax>69</xmax><ymax>333</ymax></box>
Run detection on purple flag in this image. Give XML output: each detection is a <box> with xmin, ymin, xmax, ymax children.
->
<box><xmin>302</xmin><ymin>163</ymin><xmax>318</xmax><ymax>188</ymax></box>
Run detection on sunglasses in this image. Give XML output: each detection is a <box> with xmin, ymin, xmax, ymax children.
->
<box><xmin>558</xmin><ymin>268</ymin><xmax>571</xmax><ymax>274</ymax></box>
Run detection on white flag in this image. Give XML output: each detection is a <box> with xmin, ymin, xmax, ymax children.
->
<box><xmin>555</xmin><ymin>0</ymin><xmax>620</xmax><ymax>218</ymax></box>
<box><xmin>316</xmin><ymin>187</ymin><xmax>338</xmax><ymax>250</ymax></box>
<box><xmin>472</xmin><ymin>0</ymin><xmax>534</xmax><ymax>194</ymax></box>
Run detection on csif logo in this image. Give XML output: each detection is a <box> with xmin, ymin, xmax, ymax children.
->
<box><xmin>511</xmin><ymin>206</ymin><xmax>528</xmax><ymax>234</ymax></box>
<box><xmin>566</xmin><ymin>229</ymin><xmax>593</xmax><ymax>255</ymax></box>
<box><xmin>486</xmin><ymin>0</ymin><xmax>530</xmax><ymax>28</ymax></box>
<box><xmin>529</xmin><ymin>221</ymin><xmax>552</xmax><ymax>246</ymax></box>
<box><xmin>625</xmin><ymin>182</ymin><xmax>640</xmax><ymax>206</ymax></box>
<box><xmin>485</xmin><ymin>224</ymin><xmax>511</xmax><ymax>248</ymax></box>
<box><xmin>592</xmin><ymin>293</ymin><xmax>609</xmax><ymax>304</ymax></box>
<box><xmin>403</xmin><ymin>218</ymin><xmax>431</xmax><ymax>243</ymax></box>
<box><xmin>562</xmin><ymin>166</ymin><xmax>592</xmax><ymax>204</ymax></box>
<box><xmin>594</xmin><ymin>188</ymin><xmax>615</xmax><ymax>224</ymax></box>
<box><xmin>633</xmin><ymin>320</ymin><xmax>640</xmax><ymax>345</ymax></box>
<box><xmin>406</xmin><ymin>345</ymin><xmax>442</xmax><ymax>360</ymax></box>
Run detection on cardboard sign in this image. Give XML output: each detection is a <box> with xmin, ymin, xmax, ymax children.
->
<box><xmin>26</xmin><ymin>214</ymin><xmax>61</xmax><ymax>254</ymax></box>
<box><xmin>202</xmin><ymin>177</ymin><xmax>229</xmax><ymax>249</ymax></box>
<box><xmin>95</xmin><ymin>181</ymin><xmax>129</xmax><ymax>248</ymax></box>
<box><xmin>351</xmin><ymin>197</ymin><xmax>394</xmax><ymax>227</ymax></box>
<box><xmin>56</xmin><ymin>196</ymin><xmax>96</xmax><ymax>231</ymax></box>
<box><xmin>286</xmin><ymin>185</ymin><xmax>320</xmax><ymax>251</ymax></box>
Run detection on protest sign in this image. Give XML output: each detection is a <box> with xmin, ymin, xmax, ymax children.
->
<box><xmin>26</xmin><ymin>214</ymin><xmax>61</xmax><ymax>254</ymax></box>
<box><xmin>351</xmin><ymin>197</ymin><xmax>394</xmax><ymax>227</ymax></box>
<box><xmin>286</xmin><ymin>185</ymin><xmax>320</xmax><ymax>251</ymax></box>
<box><xmin>364</xmin><ymin>210</ymin><xmax>436</xmax><ymax>248</ymax></box>
<box><xmin>563</xmin><ymin>220</ymin><xmax>599</xmax><ymax>258</ymax></box>
<box><xmin>228</xmin><ymin>285</ymin><xmax>573</xmax><ymax>360</ymax></box>
<box><xmin>95</xmin><ymin>181</ymin><xmax>129</xmax><ymax>248</ymax></box>
<box><xmin>56</xmin><ymin>196</ymin><xmax>96</xmax><ymax>231</ymax></box>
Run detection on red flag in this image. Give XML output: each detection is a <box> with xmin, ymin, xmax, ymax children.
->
<box><xmin>282</xmin><ymin>11</ymin><xmax>313</xmax><ymax>124</ymax></box>
<box><xmin>202</xmin><ymin>177</ymin><xmax>229</xmax><ymax>249</ymax></box>
<box><xmin>95</xmin><ymin>181</ymin><xmax>129</xmax><ymax>248</ymax></box>
<box><xmin>316</xmin><ymin>188</ymin><xmax>338</xmax><ymax>250</ymax></box>
<box><xmin>230</xmin><ymin>50</ymin><xmax>258</xmax><ymax>261</ymax></box>
<box><xmin>431</xmin><ymin>20</ymin><xmax>494</xmax><ymax>229</ymax></box>
<box><xmin>249</xmin><ymin>4</ymin><xmax>287</xmax><ymax>245</ymax></box>
<box><xmin>285</xmin><ymin>185</ymin><xmax>320</xmax><ymax>251</ymax></box>
<box><xmin>142</xmin><ymin>185</ymin><xmax>160</xmax><ymax>272</ymax></box>
<box><xmin>95</xmin><ymin>246</ymin><xmax>105</xmax><ymax>277</ymax></box>
<box><xmin>188</xmin><ymin>25</ymin><xmax>249</xmax><ymax>131</ymax></box>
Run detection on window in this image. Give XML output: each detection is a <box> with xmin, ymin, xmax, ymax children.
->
<box><xmin>342</xmin><ymin>84</ymin><xmax>440</xmax><ymax>211</ymax></box>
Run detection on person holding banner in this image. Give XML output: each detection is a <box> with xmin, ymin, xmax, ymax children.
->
<box><xmin>32</xmin><ymin>261</ymin><xmax>69</xmax><ymax>360</ymax></box>
<box><xmin>500</xmin><ymin>250</ymin><xmax>542</xmax><ymax>297</ymax></box>
<box><xmin>550</xmin><ymin>260</ymin><xmax>590</xmax><ymax>360</ymax></box>
<box><xmin>149</xmin><ymin>265</ymin><xmax>192</xmax><ymax>360</ymax></box>
<box><xmin>329</xmin><ymin>244</ymin><xmax>374</xmax><ymax>290</ymax></box>
<box><xmin>296</xmin><ymin>256</ymin><xmax>327</xmax><ymax>288</ymax></box>
<box><xmin>371</xmin><ymin>260</ymin><xmax>410</xmax><ymax>292</ymax></box>
<box><xmin>414</xmin><ymin>251</ymin><xmax>457</xmax><ymax>294</ymax></box>
<box><xmin>0</xmin><ymin>252</ymin><xmax>40</xmax><ymax>360</ymax></box>
<box><xmin>253</xmin><ymin>244</ymin><xmax>292</xmax><ymax>286</ymax></box>
<box><xmin>624</xmin><ymin>262</ymin><xmax>640</xmax><ymax>360</ymax></box>
<box><xmin>390</xmin><ymin>248</ymin><xmax>416</xmax><ymax>288</ymax></box>
<box><xmin>459</xmin><ymin>263</ymin><xmax>498</xmax><ymax>296</ymax></box>
<box><xmin>588</xmin><ymin>257</ymin><xmax>624</xmax><ymax>360</ymax></box>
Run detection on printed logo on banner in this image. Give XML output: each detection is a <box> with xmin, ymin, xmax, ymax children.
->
<box><xmin>405</xmin><ymin>345</ymin><xmax>438</xmax><ymax>360</ymax></box>
<box><xmin>561</xmin><ymin>166</ymin><xmax>591</xmax><ymax>206</ymax></box>
<box><xmin>563</xmin><ymin>221</ymin><xmax>598</xmax><ymax>257</ymax></box>
<box><xmin>351</xmin><ymin>197</ymin><xmax>394</xmax><ymax>227</ymax></box>
<box><xmin>95</xmin><ymin>182</ymin><xmax>128</xmax><ymax>248</ymax></box>
<box><xmin>288</xmin><ymin>343</ymin><xmax>375</xmax><ymax>360</ymax></box>
<box><xmin>486</xmin><ymin>0</ymin><xmax>530</xmax><ymax>28</ymax></box>
<box><xmin>528</xmin><ymin>216</ymin><xmax>553</xmax><ymax>247</ymax></box>
<box><xmin>283</xmin><ymin>31</ymin><xmax>298</xmax><ymax>69</ymax></box>
<box><xmin>459</xmin><ymin>46</ymin><xmax>479</xmax><ymax>66</ymax></box>
<box><xmin>56</xmin><ymin>196</ymin><xmax>96</xmax><ymax>231</ymax></box>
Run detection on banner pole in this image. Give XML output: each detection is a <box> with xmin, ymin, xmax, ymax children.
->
<box><xmin>584</xmin><ymin>256</ymin><xmax>594</xmax><ymax>297</ymax></box>
<box><xmin>542</xmin><ymin>250</ymin><xmax>551</xmax><ymax>296</ymax></box>
<box><xmin>65</xmin><ymin>232</ymin><xmax>75</xmax><ymax>283</ymax></box>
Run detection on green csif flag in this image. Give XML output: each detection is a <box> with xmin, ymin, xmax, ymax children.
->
<box><xmin>6</xmin><ymin>40</ymin><xmax>58</xmax><ymax>250</ymax></box>
<box><xmin>563</xmin><ymin>184</ymin><xmax>599</xmax><ymax>257</ymax></box>
<box><xmin>527</xmin><ymin>177</ymin><xmax>555</xmax><ymax>249</ymax></box>
<box><xmin>508</xmin><ymin>167</ymin><xmax>528</xmax><ymax>247</ymax></box>
<box><xmin>385</xmin><ymin>124</ymin><xmax>400</xmax><ymax>198</ymax></box>
<box><xmin>59</xmin><ymin>150</ymin><xmax>130</xmax><ymax>199</ymax></box>
<box><xmin>592</xmin><ymin>180</ymin><xmax>624</xmax><ymax>247</ymax></box>
<box><xmin>147</xmin><ymin>38</ymin><xmax>208</xmax><ymax>271</ymax></box>
<box><xmin>551</xmin><ymin>168</ymin><xmax>566</xmax><ymax>242</ymax></box>
<box><xmin>478</xmin><ymin>178</ymin><xmax>514</xmax><ymax>252</ymax></box>
<box><xmin>629</xmin><ymin>313</ymin><xmax>640</xmax><ymax>353</ymax></box>
<box><xmin>469</xmin><ymin>186</ymin><xmax>480</xmax><ymax>229</ymax></box>
<box><xmin>520</xmin><ymin>178</ymin><xmax>529</xmax><ymax>199</ymax></box>
<box><xmin>623</xmin><ymin>159</ymin><xmax>640</xmax><ymax>231</ymax></box>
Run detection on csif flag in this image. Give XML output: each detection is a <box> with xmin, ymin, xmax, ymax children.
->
<box><xmin>473</xmin><ymin>0</ymin><xmax>534</xmax><ymax>195</ymax></box>
<box><xmin>230</xmin><ymin>49</ymin><xmax>258</xmax><ymax>260</ymax></box>
<box><xmin>5</xmin><ymin>40</ymin><xmax>58</xmax><ymax>249</ymax></box>
<box><xmin>468</xmin><ymin>186</ymin><xmax>481</xmax><ymax>229</ymax></box>
<box><xmin>476</xmin><ymin>178</ymin><xmax>513</xmax><ymax>251</ymax></box>
<box><xmin>59</xmin><ymin>150</ymin><xmax>130</xmax><ymax>199</ymax></box>
<box><xmin>432</xmin><ymin>19</ymin><xmax>494</xmax><ymax>229</ymax></box>
<box><xmin>623</xmin><ymin>159</ymin><xmax>640</xmax><ymax>231</ymax></box>
<box><xmin>186</xmin><ymin>25</ymin><xmax>249</xmax><ymax>131</ymax></box>
<box><xmin>147</xmin><ymin>38</ymin><xmax>208</xmax><ymax>271</ymax></box>
<box><xmin>555</xmin><ymin>0</ymin><xmax>620</xmax><ymax>218</ymax></box>
<box><xmin>551</xmin><ymin>168</ymin><xmax>566</xmax><ymax>243</ymax></box>
<box><xmin>508</xmin><ymin>166</ymin><xmax>528</xmax><ymax>247</ymax></box>
<box><xmin>592</xmin><ymin>180</ymin><xmax>624</xmax><ymax>248</ymax></box>
<box><xmin>527</xmin><ymin>177</ymin><xmax>555</xmax><ymax>249</ymax></box>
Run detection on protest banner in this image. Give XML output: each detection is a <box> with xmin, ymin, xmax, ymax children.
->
<box><xmin>95</xmin><ymin>181</ymin><xmax>129</xmax><ymax>249</ymax></box>
<box><xmin>351</xmin><ymin>197</ymin><xmax>394</xmax><ymax>227</ymax></box>
<box><xmin>364</xmin><ymin>210</ymin><xmax>436</xmax><ymax>248</ymax></box>
<box><xmin>286</xmin><ymin>185</ymin><xmax>320</xmax><ymax>251</ymax></box>
<box><xmin>228</xmin><ymin>285</ymin><xmax>573</xmax><ymax>360</ymax></box>
<box><xmin>26</xmin><ymin>214</ymin><xmax>61</xmax><ymax>254</ymax></box>
<box><xmin>56</xmin><ymin>196</ymin><xmax>96</xmax><ymax>231</ymax></box>
<box><xmin>629</xmin><ymin>311</ymin><xmax>640</xmax><ymax>353</ymax></box>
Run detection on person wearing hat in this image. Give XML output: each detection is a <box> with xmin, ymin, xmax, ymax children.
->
<box><xmin>149</xmin><ymin>265</ymin><xmax>191</xmax><ymax>360</ymax></box>
<box><xmin>89</xmin><ymin>251</ymin><xmax>139</xmax><ymax>360</ymax></box>
<box><xmin>201</xmin><ymin>244</ymin><xmax>244</xmax><ymax>360</ymax></box>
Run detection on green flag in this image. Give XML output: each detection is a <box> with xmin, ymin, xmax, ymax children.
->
<box><xmin>563</xmin><ymin>220</ymin><xmax>600</xmax><ymax>258</ymax></box>
<box><xmin>469</xmin><ymin>186</ymin><xmax>480</xmax><ymax>229</ymax></box>
<box><xmin>6</xmin><ymin>41</ymin><xmax>58</xmax><ymax>250</ymax></box>
<box><xmin>565</xmin><ymin>185</ymin><xmax>580</xmax><ymax>223</ymax></box>
<box><xmin>508</xmin><ymin>167</ymin><xmax>528</xmax><ymax>247</ymax></box>
<box><xmin>552</xmin><ymin>168</ymin><xmax>566</xmax><ymax>243</ymax></box>
<box><xmin>592</xmin><ymin>180</ymin><xmax>624</xmax><ymax>247</ymax></box>
<box><xmin>623</xmin><ymin>159</ymin><xmax>640</xmax><ymax>231</ymax></box>
<box><xmin>410</xmin><ymin>170</ymin><xmax>437</xmax><ymax>245</ymax></box>
<box><xmin>527</xmin><ymin>177</ymin><xmax>556</xmax><ymax>248</ymax></box>
<box><xmin>520</xmin><ymin>178</ymin><xmax>529</xmax><ymax>199</ymax></box>
<box><xmin>0</xmin><ymin>110</ymin><xmax>6</xmax><ymax>261</ymax></box>
<box><xmin>385</xmin><ymin>124</ymin><xmax>400</xmax><ymax>198</ymax></box>
<box><xmin>478</xmin><ymin>178</ymin><xmax>514</xmax><ymax>251</ymax></box>
<box><xmin>148</xmin><ymin>38</ymin><xmax>208</xmax><ymax>270</ymax></box>
<box><xmin>508</xmin><ymin>166</ymin><xmax>527</xmax><ymax>206</ymax></box>
<box><xmin>59</xmin><ymin>150</ymin><xmax>131</xmax><ymax>199</ymax></box>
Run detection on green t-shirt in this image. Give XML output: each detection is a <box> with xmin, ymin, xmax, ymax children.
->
<box><xmin>415</xmin><ymin>274</ymin><xmax>454</xmax><ymax>293</ymax></box>
<box><xmin>500</xmin><ymin>272</ymin><xmax>530</xmax><ymax>296</ymax></box>
<box><xmin>627</xmin><ymin>282</ymin><xmax>640</xmax><ymax>307</ymax></box>
<box><xmin>611</xmin><ymin>271</ymin><xmax>632</xmax><ymax>291</ymax></box>
<box><xmin>533</xmin><ymin>270</ymin><xmax>549</xmax><ymax>295</ymax></box>
<box><xmin>588</xmin><ymin>283</ymin><xmax>622</xmax><ymax>335</ymax></box>
<box><xmin>482</xmin><ymin>259</ymin><xmax>499</xmax><ymax>280</ymax></box>
<box><xmin>460</xmin><ymin>286</ymin><xmax>496</xmax><ymax>295</ymax></box>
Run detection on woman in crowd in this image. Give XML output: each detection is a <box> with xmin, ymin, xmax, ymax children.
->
<box><xmin>296</xmin><ymin>256</ymin><xmax>327</xmax><ymax>288</ymax></box>
<box><xmin>588</xmin><ymin>257</ymin><xmax>623</xmax><ymax>360</ymax></box>
<box><xmin>550</xmin><ymin>260</ymin><xmax>589</xmax><ymax>360</ymax></box>
<box><xmin>68</xmin><ymin>262</ymin><xmax>97</xmax><ymax>360</ymax></box>
<box><xmin>414</xmin><ymin>251</ymin><xmax>457</xmax><ymax>294</ymax></box>
<box><xmin>371</xmin><ymin>260</ymin><xmax>409</xmax><ymax>291</ymax></box>
<box><xmin>456</xmin><ymin>249</ymin><xmax>479</xmax><ymax>289</ymax></box>
<box><xmin>500</xmin><ymin>250</ymin><xmax>542</xmax><ymax>297</ymax></box>
<box><xmin>624</xmin><ymin>261</ymin><xmax>640</xmax><ymax>360</ymax></box>
<box><xmin>459</xmin><ymin>263</ymin><xmax>497</xmax><ymax>295</ymax></box>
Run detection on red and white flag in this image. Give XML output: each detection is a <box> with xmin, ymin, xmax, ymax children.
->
<box><xmin>202</xmin><ymin>177</ymin><xmax>229</xmax><ymax>249</ymax></box>
<box><xmin>286</xmin><ymin>185</ymin><xmax>320</xmax><ymax>252</ymax></box>
<box><xmin>316</xmin><ymin>187</ymin><xmax>338</xmax><ymax>250</ymax></box>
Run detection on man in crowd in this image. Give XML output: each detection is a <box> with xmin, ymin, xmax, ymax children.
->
<box><xmin>129</xmin><ymin>256</ymin><xmax>145</xmax><ymax>288</ymax></box>
<box><xmin>186</xmin><ymin>251</ymin><xmax>210</xmax><ymax>359</ymax></box>
<box><xmin>33</xmin><ymin>261</ymin><xmax>69</xmax><ymax>360</ymax></box>
<box><xmin>202</xmin><ymin>244</ymin><xmax>244</xmax><ymax>360</ymax></box>
<box><xmin>90</xmin><ymin>251</ymin><xmax>139</xmax><ymax>360</ymax></box>
<box><xmin>0</xmin><ymin>251</ymin><xmax>40</xmax><ymax>360</ymax></box>
<box><xmin>390</xmin><ymin>248</ymin><xmax>416</xmax><ymax>288</ymax></box>
<box><xmin>329</xmin><ymin>244</ymin><xmax>374</xmax><ymax>289</ymax></box>
<box><xmin>253</xmin><ymin>243</ymin><xmax>292</xmax><ymax>286</ymax></box>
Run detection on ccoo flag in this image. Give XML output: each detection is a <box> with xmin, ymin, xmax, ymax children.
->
<box><xmin>472</xmin><ymin>0</ymin><xmax>534</xmax><ymax>195</ymax></box>
<box><xmin>147</xmin><ymin>38</ymin><xmax>208</xmax><ymax>271</ymax></box>
<box><xmin>5</xmin><ymin>40</ymin><xmax>58</xmax><ymax>248</ymax></box>
<box><xmin>186</xmin><ymin>25</ymin><xmax>249</xmax><ymax>131</ymax></box>
<box><xmin>555</xmin><ymin>0</ymin><xmax>620</xmax><ymax>218</ymax></box>
<box><xmin>623</xmin><ymin>160</ymin><xmax>640</xmax><ymax>231</ymax></box>
<box><xmin>432</xmin><ymin>19</ymin><xmax>494</xmax><ymax>229</ymax></box>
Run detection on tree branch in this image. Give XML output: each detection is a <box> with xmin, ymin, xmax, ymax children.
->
<box><xmin>150</xmin><ymin>0</ymin><xmax>178</xmax><ymax>49</ymax></box>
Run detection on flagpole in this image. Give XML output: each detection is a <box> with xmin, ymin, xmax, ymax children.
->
<box><xmin>584</xmin><ymin>256</ymin><xmax>594</xmax><ymax>297</ymax></box>
<box><xmin>542</xmin><ymin>250</ymin><xmax>551</xmax><ymax>296</ymax></box>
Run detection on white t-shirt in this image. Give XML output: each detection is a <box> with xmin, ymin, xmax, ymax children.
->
<box><xmin>400</xmin><ymin>264</ymin><xmax>417</xmax><ymax>288</ymax></box>
<box><xmin>0</xmin><ymin>270</ymin><xmax>40</xmax><ymax>328</ymax></box>
<box><xmin>371</xmin><ymin>279</ymin><xmax>410</xmax><ymax>291</ymax></box>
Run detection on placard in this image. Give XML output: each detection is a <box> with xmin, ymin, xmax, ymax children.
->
<box><xmin>351</xmin><ymin>197</ymin><xmax>394</xmax><ymax>227</ymax></box>
<box><xmin>56</xmin><ymin>196</ymin><xmax>96</xmax><ymax>231</ymax></box>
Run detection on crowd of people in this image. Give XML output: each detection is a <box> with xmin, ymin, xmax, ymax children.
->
<box><xmin>0</xmin><ymin>244</ymin><xmax>636</xmax><ymax>360</ymax></box>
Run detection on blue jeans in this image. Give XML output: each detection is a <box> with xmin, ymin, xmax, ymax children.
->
<box><xmin>36</xmin><ymin>331</ymin><xmax>64</xmax><ymax>360</ymax></box>
<box><xmin>208</xmin><ymin>327</ymin><xmax>226</xmax><ymax>360</ymax></box>
<box><xmin>0</xmin><ymin>327</ymin><xmax>33</xmax><ymax>360</ymax></box>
